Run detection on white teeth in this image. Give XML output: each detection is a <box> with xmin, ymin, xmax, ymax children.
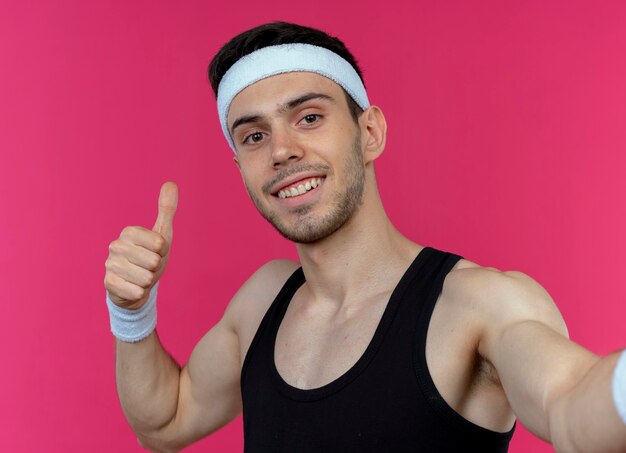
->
<box><xmin>277</xmin><ymin>177</ymin><xmax>324</xmax><ymax>198</ymax></box>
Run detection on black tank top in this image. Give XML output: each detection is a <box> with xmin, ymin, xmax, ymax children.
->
<box><xmin>241</xmin><ymin>247</ymin><xmax>515</xmax><ymax>452</ymax></box>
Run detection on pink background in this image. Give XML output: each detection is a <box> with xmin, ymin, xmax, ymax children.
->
<box><xmin>2</xmin><ymin>1</ymin><xmax>626</xmax><ymax>451</ymax></box>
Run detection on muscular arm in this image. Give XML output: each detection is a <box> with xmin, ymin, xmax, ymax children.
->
<box><xmin>474</xmin><ymin>269</ymin><xmax>626</xmax><ymax>452</ymax></box>
<box><xmin>115</xmin><ymin>260</ymin><xmax>299</xmax><ymax>453</ymax></box>
<box><xmin>116</xmin><ymin>321</ymin><xmax>241</xmax><ymax>452</ymax></box>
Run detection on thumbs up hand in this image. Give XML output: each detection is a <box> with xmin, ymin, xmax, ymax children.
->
<box><xmin>105</xmin><ymin>182</ymin><xmax>179</xmax><ymax>310</ymax></box>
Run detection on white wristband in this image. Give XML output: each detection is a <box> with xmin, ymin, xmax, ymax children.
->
<box><xmin>106</xmin><ymin>282</ymin><xmax>158</xmax><ymax>343</ymax></box>
<box><xmin>612</xmin><ymin>349</ymin><xmax>626</xmax><ymax>424</ymax></box>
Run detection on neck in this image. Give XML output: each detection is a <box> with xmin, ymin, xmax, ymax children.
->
<box><xmin>294</xmin><ymin>185</ymin><xmax>422</xmax><ymax>307</ymax></box>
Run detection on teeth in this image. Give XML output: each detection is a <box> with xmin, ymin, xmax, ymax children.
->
<box><xmin>278</xmin><ymin>177</ymin><xmax>324</xmax><ymax>198</ymax></box>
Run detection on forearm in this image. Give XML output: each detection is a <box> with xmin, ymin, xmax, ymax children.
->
<box><xmin>115</xmin><ymin>331</ymin><xmax>181</xmax><ymax>439</ymax></box>
<box><xmin>551</xmin><ymin>351</ymin><xmax>626</xmax><ymax>453</ymax></box>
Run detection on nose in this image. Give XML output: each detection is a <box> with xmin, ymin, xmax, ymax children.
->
<box><xmin>270</xmin><ymin>125</ymin><xmax>303</xmax><ymax>168</ymax></box>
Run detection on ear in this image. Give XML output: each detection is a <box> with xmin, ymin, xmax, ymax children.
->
<box><xmin>233</xmin><ymin>155</ymin><xmax>241</xmax><ymax>171</ymax></box>
<box><xmin>359</xmin><ymin>105</ymin><xmax>387</xmax><ymax>164</ymax></box>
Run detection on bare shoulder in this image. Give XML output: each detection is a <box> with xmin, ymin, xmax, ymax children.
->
<box><xmin>444</xmin><ymin>258</ymin><xmax>568</xmax><ymax>339</ymax></box>
<box><xmin>222</xmin><ymin>259</ymin><xmax>301</xmax><ymax>358</ymax></box>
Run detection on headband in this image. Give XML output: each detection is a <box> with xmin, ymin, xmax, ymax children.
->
<box><xmin>217</xmin><ymin>43</ymin><xmax>370</xmax><ymax>153</ymax></box>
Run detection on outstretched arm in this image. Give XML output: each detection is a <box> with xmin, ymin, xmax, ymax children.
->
<box><xmin>475</xmin><ymin>270</ymin><xmax>626</xmax><ymax>453</ymax></box>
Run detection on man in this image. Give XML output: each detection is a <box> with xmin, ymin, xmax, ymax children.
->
<box><xmin>104</xmin><ymin>22</ymin><xmax>626</xmax><ymax>452</ymax></box>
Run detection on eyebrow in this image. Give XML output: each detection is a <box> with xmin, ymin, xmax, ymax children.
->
<box><xmin>230</xmin><ymin>92</ymin><xmax>335</xmax><ymax>136</ymax></box>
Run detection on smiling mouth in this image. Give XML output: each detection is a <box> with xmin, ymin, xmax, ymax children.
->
<box><xmin>276</xmin><ymin>177</ymin><xmax>325</xmax><ymax>199</ymax></box>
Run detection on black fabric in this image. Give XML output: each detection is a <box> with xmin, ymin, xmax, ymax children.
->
<box><xmin>241</xmin><ymin>246</ymin><xmax>515</xmax><ymax>452</ymax></box>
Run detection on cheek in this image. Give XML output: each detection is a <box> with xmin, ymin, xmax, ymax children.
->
<box><xmin>239</xmin><ymin>167</ymin><xmax>266</xmax><ymax>196</ymax></box>
<box><xmin>238</xmin><ymin>157</ymin><xmax>257</xmax><ymax>180</ymax></box>
<box><xmin>241</xmin><ymin>173</ymin><xmax>257</xmax><ymax>192</ymax></box>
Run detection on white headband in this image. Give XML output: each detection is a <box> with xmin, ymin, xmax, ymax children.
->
<box><xmin>217</xmin><ymin>43</ymin><xmax>370</xmax><ymax>153</ymax></box>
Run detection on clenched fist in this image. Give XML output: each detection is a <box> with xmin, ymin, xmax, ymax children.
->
<box><xmin>104</xmin><ymin>182</ymin><xmax>178</xmax><ymax>310</ymax></box>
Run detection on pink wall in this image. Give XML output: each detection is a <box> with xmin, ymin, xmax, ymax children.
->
<box><xmin>2</xmin><ymin>1</ymin><xmax>626</xmax><ymax>451</ymax></box>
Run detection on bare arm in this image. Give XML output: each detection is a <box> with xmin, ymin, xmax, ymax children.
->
<box><xmin>475</xmin><ymin>269</ymin><xmax>626</xmax><ymax>452</ymax></box>
<box><xmin>104</xmin><ymin>182</ymin><xmax>298</xmax><ymax>451</ymax></box>
<box><xmin>119</xmin><ymin>260</ymin><xmax>297</xmax><ymax>452</ymax></box>
<box><xmin>114</xmin><ymin>332</ymin><xmax>185</xmax><ymax>448</ymax></box>
<box><xmin>115</xmin><ymin>319</ymin><xmax>242</xmax><ymax>452</ymax></box>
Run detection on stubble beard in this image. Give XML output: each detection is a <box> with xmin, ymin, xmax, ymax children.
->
<box><xmin>247</xmin><ymin>133</ymin><xmax>365</xmax><ymax>244</ymax></box>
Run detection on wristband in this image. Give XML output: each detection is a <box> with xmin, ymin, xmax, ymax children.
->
<box><xmin>106</xmin><ymin>282</ymin><xmax>158</xmax><ymax>343</ymax></box>
<box><xmin>612</xmin><ymin>349</ymin><xmax>626</xmax><ymax>424</ymax></box>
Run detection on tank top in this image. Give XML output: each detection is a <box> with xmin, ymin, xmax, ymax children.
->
<box><xmin>241</xmin><ymin>246</ymin><xmax>515</xmax><ymax>452</ymax></box>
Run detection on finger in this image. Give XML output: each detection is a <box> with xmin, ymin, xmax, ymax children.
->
<box><xmin>106</xmin><ymin>257</ymin><xmax>156</xmax><ymax>289</ymax></box>
<box><xmin>111</xmin><ymin>240</ymin><xmax>162</xmax><ymax>271</ymax></box>
<box><xmin>119</xmin><ymin>227</ymin><xmax>169</xmax><ymax>256</ymax></box>
<box><xmin>152</xmin><ymin>181</ymin><xmax>178</xmax><ymax>243</ymax></box>
<box><xmin>125</xmin><ymin>245</ymin><xmax>162</xmax><ymax>272</ymax></box>
<box><xmin>105</xmin><ymin>272</ymin><xmax>150</xmax><ymax>303</ymax></box>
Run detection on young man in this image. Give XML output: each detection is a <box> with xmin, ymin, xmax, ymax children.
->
<box><xmin>104</xmin><ymin>22</ymin><xmax>626</xmax><ymax>452</ymax></box>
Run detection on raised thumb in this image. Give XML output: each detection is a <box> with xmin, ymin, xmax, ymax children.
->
<box><xmin>152</xmin><ymin>181</ymin><xmax>178</xmax><ymax>242</ymax></box>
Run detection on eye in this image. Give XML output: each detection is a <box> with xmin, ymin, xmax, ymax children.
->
<box><xmin>242</xmin><ymin>131</ymin><xmax>265</xmax><ymax>145</ymax></box>
<box><xmin>300</xmin><ymin>114</ymin><xmax>321</xmax><ymax>125</ymax></box>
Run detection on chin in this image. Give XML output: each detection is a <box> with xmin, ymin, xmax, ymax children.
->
<box><xmin>271</xmin><ymin>206</ymin><xmax>357</xmax><ymax>244</ymax></box>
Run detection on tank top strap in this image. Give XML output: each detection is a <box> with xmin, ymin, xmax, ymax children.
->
<box><xmin>388</xmin><ymin>247</ymin><xmax>463</xmax><ymax>329</ymax></box>
<box><xmin>241</xmin><ymin>266</ymin><xmax>305</xmax><ymax>385</ymax></box>
<box><xmin>410</xmin><ymin>247</ymin><xmax>463</xmax><ymax>359</ymax></box>
<box><xmin>417</xmin><ymin>248</ymin><xmax>463</xmax><ymax>308</ymax></box>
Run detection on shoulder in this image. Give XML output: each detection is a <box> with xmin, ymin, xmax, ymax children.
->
<box><xmin>443</xmin><ymin>258</ymin><xmax>569</xmax><ymax>342</ymax></box>
<box><xmin>221</xmin><ymin>259</ymin><xmax>300</xmax><ymax>345</ymax></box>
<box><xmin>230</xmin><ymin>259</ymin><xmax>300</xmax><ymax>304</ymax></box>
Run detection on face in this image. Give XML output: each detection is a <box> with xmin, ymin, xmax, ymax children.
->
<box><xmin>227</xmin><ymin>72</ymin><xmax>366</xmax><ymax>244</ymax></box>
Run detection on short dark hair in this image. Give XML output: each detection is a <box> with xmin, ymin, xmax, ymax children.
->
<box><xmin>208</xmin><ymin>21</ymin><xmax>366</xmax><ymax>123</ymax></box>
